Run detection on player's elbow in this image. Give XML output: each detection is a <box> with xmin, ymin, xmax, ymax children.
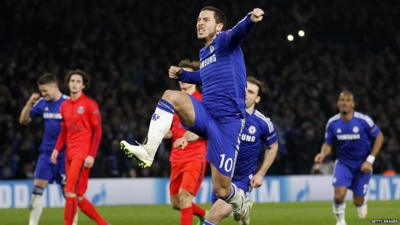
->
<box><xmin>377</xmin><ymin>132</ymin><xmax>384</xmax><ymax>143</ymax></box>
<box><xmin>269</xmin><ymin>143</ymin><xmax>278</xmax><ymax>152</ymax></box>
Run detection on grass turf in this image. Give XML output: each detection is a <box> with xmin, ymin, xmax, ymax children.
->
<box><xmin>0</xmin><ymin>200</ymin><xmax>398</xmax><ymax>225</ymax></box>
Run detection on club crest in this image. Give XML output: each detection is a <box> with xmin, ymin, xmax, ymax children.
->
<box><xmin>77</xmin><ymin>106</ymin><xmax>85</xmax><ymax>114</ymax></box>
<box><xmin>248</xmin><ymin>125</ymin><xmax>257</xmax><ymax>135</ymax></box>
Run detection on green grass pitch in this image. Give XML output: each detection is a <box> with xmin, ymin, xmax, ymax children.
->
<box><xmin>0</xmin><ymin>201</ymin><xmax>398</xmax><ymax>225</ymax></box>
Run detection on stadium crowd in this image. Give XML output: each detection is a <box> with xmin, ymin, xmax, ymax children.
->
<box><xmin>1</xmin><ymin>0</ymin><xmax>399</xmax><ymax>179</ymax></box>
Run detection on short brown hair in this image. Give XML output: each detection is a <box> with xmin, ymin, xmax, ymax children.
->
<box><xmin>201</xmin><ymin>6</ymin><xmax>226</xmax><ymax>29</ymax></box>
<box><xmin>247</xmin><ymin>76</ymin><xmax>264</xmax><ymax>97</ymax></box>
<box><xmin>37</xmin><ymin>73</ymin><xmax>58</xmax><ymax>86</ymax></box>
<box><xmin>178</xmin><ymin>59</ymin><xmax>200</xmax><ymax>71</ymax></box>
<box><xmin>65</xmin><ymin>69</ymin><xmax>90</xmax><ymax>88</ymax></box>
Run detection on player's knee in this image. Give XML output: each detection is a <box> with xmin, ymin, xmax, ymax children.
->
<box><xmin>178</xmin><ymin>190</ymin><xmax>193</xmax><ymax>208</ymax></box>
<box><xmin>65</xmin><ymin>192</ymin><xmax>77</xmax><ymax>198</ymax></box>
<box><xmin>162</xmin><ymin>90</ymin><xmax>183</xmax><ymax>106</ymax></box>
<box><xmin>353</xmin><ymin>197</ymin><xmax>364</xmax><ymax>207</ymax></box>
<box><xmin>77</xmin><ymin>196</ymin><xmax>84</xmax><ymax>202</ymax></box>
<box><xmin>170</xmin><ymin>197</ymin><xmax>180</xmax><ymax>210</ymax></box>
<box><xmin>213</xmin><ymin>181</ymin><xmax>231</xmax><ymax>199</ymax></box>
<box><xmin>162</xmin><ymin>90</ymin><xmax>177</xmax><ymax>101</ymax></box>
<box><xmin>214</xmin><ymin>187</ymin><xmax>230</xmax><ymax>199</ymax></box>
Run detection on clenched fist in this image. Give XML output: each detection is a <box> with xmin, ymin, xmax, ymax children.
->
<box><xmin>28</xmin><ymin>93</ymin><xmax>40</xmax><ymax>105</ymax></box>
<box><xmin>250</xmin><ymin>8</ymin><xmax>264</xmax><ymax>23</ymax></box>
<box><xmin>169</xmin><ymin>66</ymin><xmax>183</xmax><ymax>79</ymax></box>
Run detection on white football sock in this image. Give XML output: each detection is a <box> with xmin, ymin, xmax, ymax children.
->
<box><xmin>225</xmin><ymin>183</ymin><xmax>244</xmax><ymax>212</ymax></box>
<box><xmin>146</xmin><ymin>104</ymin><xmax>174</xmax><ymax>158</ymax></box>
<box><xmin>29</xmin><ymin>194</ymin><xmax>44</xmax><ymax>225</ymax></box>
<box><xmin>332</xmin><ymin>202</ymin><xmax>346</xmax><ymax>224</ymax></box>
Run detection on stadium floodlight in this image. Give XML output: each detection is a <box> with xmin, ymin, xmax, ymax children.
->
<box><xmin>287</xmin><ymin>34</ymin><xmax>294</xmax><ymax>42</ymax></box>
<box><xmin>298</xmin><ymin>30</ymin><xmax>305</xmax><ymax>37</ymax></box>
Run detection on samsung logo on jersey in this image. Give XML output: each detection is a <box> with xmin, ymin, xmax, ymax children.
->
<box><xmin>200</xmin><ymin>54</ymin><xmax>217</xmax><ymax>69</ymax></box>
<box><xmin>337</xmin><ymin>134</ymin><xmax>360</xmax><ymax>140</ymax></box>
<box><xmin>43</xmin><ymin>112</ymin><xmax>62</xmax><ymax>119</ymax></box>
<box><xmin>241</xmin><ymin>134</ymin><xmax>256</xmax><ymax>142</ymax></box>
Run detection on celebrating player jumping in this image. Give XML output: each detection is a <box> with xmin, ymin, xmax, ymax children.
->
<box><xmin>121</xmin><ymin>6</ymin><xmax>264</xmax><ymax>221</ymax></box>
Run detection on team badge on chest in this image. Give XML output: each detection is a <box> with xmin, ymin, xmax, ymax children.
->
<box><xmin>248</xmin><ymin>125</ymin><xmax>257</xmax><ymax>135</ymax></box>
<box><xmin>77</xmin><ymin>106</ymin><xmax>85</xmax><ymax>114</ymax></box>
<box><xmin>352</xmin><ymin>126</ymin><xmax>359</xmax><ymax>133</ymax></box>
<box><xmin>209</xmin><ymin>45</ymin><xmax>214</xmax><ymax>54</ymax></box>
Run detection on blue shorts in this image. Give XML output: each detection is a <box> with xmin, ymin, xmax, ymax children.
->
<box><xmin>332</xmin><ymin>160</ymin><xmax>371</xmax><ymax>196</ymax></box>
<box><xmin>34</xmin><ymin>152</ymin><xmax>66</xmax><ymax>185</ymax></box>
<box><xmin>186</xmin><ymin>96</ymin><xmax>244</xmax><ymax>177</ymax></box>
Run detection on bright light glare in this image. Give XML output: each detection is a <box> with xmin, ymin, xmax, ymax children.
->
<box><xmin>298</xmin><ymin>30</ymin><xmax>305</xmax><ymax>37</ymax></box>
<box><xmin>287</xmin><ymin>34</ymin><xmax>294</xmax><ymax>42</ymax></box>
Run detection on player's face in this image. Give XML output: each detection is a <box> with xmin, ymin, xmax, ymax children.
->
<box><xmin>68</xmin><ymin>74</ymin><xmax>85</xmax><ymax>94</ymax></box>
<box><xmin>337</xmin><ymin>93</ymin><xmax>354</xmax><ymax>114</ymax></box>
<box><xmin>38</xmin><ymin>83</ymin><xmax>58</xmax><ymax>101</ymax></box>
<box><xmin>246</xmin><ymin>82</ymin><xmax>260</xmax><ymax>109</ymax></box>
<box><xmin>197</xmin><ymin>10</ymin><xmax>223</xmax><ymax>42</ymax></box>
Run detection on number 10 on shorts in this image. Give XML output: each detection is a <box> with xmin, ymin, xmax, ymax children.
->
<box><xmin>219</xmin><ymin>154</ymin><xmax>233</xmax><ymax>172</ymax></box>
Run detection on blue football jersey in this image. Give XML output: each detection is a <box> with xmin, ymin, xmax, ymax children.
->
<box><xmin>179</xmin><ymin>14</ymin><xmax>254</xmax><ymax>121</ymax></box>
<box><xmin>30</xmin><ymin>95</ymin><xmax>68</xmax><ymax>154</ymax></box>
<box><xmin>234</xmin><ymin>110</ymin><xmax>278</xmax><ymax>179</ymax></box>
<box><xmin>325</xmin><ymin>112</ymin><xmax>381</xmax><ymax>168</ymax></box>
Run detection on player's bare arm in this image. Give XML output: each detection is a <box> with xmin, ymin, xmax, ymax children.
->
<box><xmin>173</xmin><ymin>131</ymin><xmax>200</xmax><ymax>149</ymax></box>
<box><xmin>251</xmin><ymin>143</ymin><xmax>278</xmax><ymax>188</ymax></box>
<box><xmin>182</xmin><ymin>131</ymin><xmax>200</xmax><ymax>142</ymax></box>
<box><xmin>361</xmin><ymin>132</ymin><xmax>384</xmax><ymax>172</ymax></box>
<box><xmin>168</xmin><ymin>66</ymin><xmax>183</xmax><ymax>79</ymax></box>
<box><xmin>19</xmin><ymin>93</ymin><xmax>40</xmax><ymax>125</ymax></box>
<box><xmin>250</xmin><ymin>8</ymin><xmax>264</xmax><ymax>23</ymax></box>
<box><xmin>314</xmin><ymin>143</ymin><xmax>332</xmax><ymax>163</ymax></box>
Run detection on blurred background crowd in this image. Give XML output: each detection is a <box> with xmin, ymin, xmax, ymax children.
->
<box><xmin>1</xmin><ymin>0</ymin><xmax>399</xmax><ymax>179</ymax></box>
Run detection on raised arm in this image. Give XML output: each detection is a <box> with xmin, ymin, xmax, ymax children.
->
<box><xmin>169</xmin><ymin>66</ymin><xmax>202</xmax><ymax>85</ymax></box>
<box><xmin>224</xmin><ymin>8</ymin><xmax>264</xmax><ymax>47</ymax></box>
<box><xmin>19</xmin><ymin>93</ymin><xmax>41</xmax><ymax>125</ymax></box>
